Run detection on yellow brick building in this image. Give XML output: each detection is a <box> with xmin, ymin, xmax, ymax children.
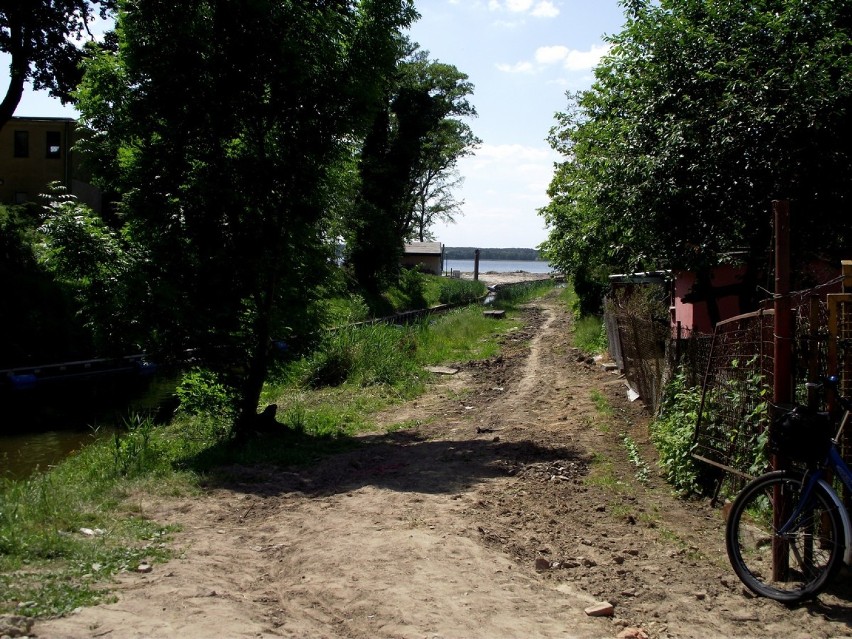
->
<box><xmin>0</xmin><ymin>116</ymin><xmax>100</xmax><ymax>211</ymax></box>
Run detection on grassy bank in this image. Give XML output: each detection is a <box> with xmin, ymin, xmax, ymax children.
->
<box><xmin>558</xmin><ymin>284</ymin><xmax>607</xmax><ymax>355</ymax></box>
<box><xmin>0</xmin><ymin>278</ymin><xmax>556</xmax><ymax>618</ymax></box>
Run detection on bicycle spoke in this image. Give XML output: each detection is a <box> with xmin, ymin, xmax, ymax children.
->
<box><xmin>726</xmin><ymin>471</ymin><xmax>843</xmax><ymax>602</ymax></box>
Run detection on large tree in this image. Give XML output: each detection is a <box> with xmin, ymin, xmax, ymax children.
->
<box><xmin>75</xmin><ymin>0</ymin><xmax>415</xmax><ymax>434</ymax></box>
<box><xmin>541</xmin><ymin>0</ymin><xmax>852</xmax><ymax>308</ymax></box>
<box><xmin>0</xmin><ymin>0</ymin><xmax>113</xmax><ymax>129</ymax></box>
<box><xmin>346</xmin><ymin>46</ymin><xmax>479</xmax><ymax>291</ymax></box>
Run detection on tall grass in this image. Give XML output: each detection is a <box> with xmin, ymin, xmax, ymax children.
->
<box><xmin>415</xmin><ymin>306</ymin><xmax>510</xmax><ymax>364</ymax></box>
<box><xmin>492</xmin><ymin>279</ymin><xmax>555</xmax><ymax>308</ymax></box>
<box><xmin>558</xmin><ymin>282</ymin><xmax>607</xmax><ymax>355</ymax></box>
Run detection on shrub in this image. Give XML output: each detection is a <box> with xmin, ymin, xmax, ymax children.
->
<box><xmin>175</xmin><ymin>368</ymin><xmax>234</xmax><ymax>418</ymax></box>
<box><xmin>650</xmin><ymin>370</ymin><xmax>704</xmax><ymax>496</ymax></box>
<box><xmin>398</xmin><ymin>267</ymin><xmax>427</xmax><ymax>310</ymax></box>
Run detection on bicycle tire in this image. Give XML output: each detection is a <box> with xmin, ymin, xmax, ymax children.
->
<box><xmin>726</xmin><ymin>470</ymin><xmax>845</xmax><ymax>603</ymax></box>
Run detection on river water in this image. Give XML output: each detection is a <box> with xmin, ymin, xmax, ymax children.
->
<box><xmin>444</xmin><ymin>259</ymin><xmax>552</xmax><ymax>274</ymax></box>
<box><xmin>1</xmin><ymin>374</ymin><xmax>177</xmax><ymax>480</ymax></box>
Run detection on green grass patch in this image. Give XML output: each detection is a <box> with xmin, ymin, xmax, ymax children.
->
<box><xmin>572</xmin><ymin>314</ymin><xmax>607</xmax><ymax>354</ymax></box>
<box><xmin>558</xmin><ymin>283</ymin><xmax>607</xmax><ymax>355</ymax></box>
<box><xmin>319</xmin><ymin>273</ymin><xmax>486</xmax><ymax>327</ymax></box>
<box><xmin>492</xmin><ymin>279</ymin><xmax>556</xmax><ymax>309</ymax></box>
<box><xmin>415</xmin><ymin>306</ymin><xmax>517</xmax><ymax>364</ymax></box>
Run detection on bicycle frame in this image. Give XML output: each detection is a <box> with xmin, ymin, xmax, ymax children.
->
<box><xmin>778</xmin><ymin>405</ymin><xmax>852</xmax><ymax>566</ymax></box>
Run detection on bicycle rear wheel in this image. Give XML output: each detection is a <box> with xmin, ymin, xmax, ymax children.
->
<box><xmin>726</xmin><ymin>470</ymin><xmax>845</xmax><ymax>603</ymax></box>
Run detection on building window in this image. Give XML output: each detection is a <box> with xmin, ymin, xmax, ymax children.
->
<box><xmin>46</xmin><ymin>131</ymin><xmax>61</xmax><ymax>158</ymax></box>
<box><xmin>14</xmin><ymin>131</ymin><xmax>28</xmax><ymax>157</ymax></box>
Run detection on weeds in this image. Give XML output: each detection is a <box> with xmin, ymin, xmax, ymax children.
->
<box><xmin>650</xmin><ymin>370</ymin><xmax>704</xmax><ymax>496</ymax></box>
<box><xmin>622</xmin><ymin>434</ymin><xmax>650</xmax><ymax>484</ymax></box>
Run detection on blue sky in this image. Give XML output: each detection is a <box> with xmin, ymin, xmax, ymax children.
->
<box><xmin>3</xmin><ymin>0</ymin><xmax>627</xmax><ymax>249</ymax></box>
<box><xmin>406</xmin><ymin>0</ymin><xmax>626</xmax><ymax>248</ymax></box>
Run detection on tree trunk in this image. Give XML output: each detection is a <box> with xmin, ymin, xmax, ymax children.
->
<box><xmin>0</xmin><ymin>20</ymin><xmax>30</xmax><ymax>131</ymax></box>
<box><xmin>233</xmin><ymin>271</ymin><xmax>278</xmax><ymax>439</ymax></box>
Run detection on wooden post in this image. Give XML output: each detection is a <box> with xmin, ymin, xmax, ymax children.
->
<box><xmin>772</xmin><ymin>199</ymin><xmax>793</xmax><ymax>582</ymax></box>
<box><xmin>474</xmin><ymin>248</ymin><xmax>480</xmax><ymax>281</ymax></box>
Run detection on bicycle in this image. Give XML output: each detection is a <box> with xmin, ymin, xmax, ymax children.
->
<box><xmin>725</xmin><ymin>375</ymin><xmax>852</xmax><ymax>603</ymax></box>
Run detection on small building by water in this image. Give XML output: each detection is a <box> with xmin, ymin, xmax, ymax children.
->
<box><xmin>401</xmin><ymin>241</ymin><xmax>444</xmax><ymax>275</ymax></box>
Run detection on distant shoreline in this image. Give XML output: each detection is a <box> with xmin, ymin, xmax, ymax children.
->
<box><xmin>443</xmin><ymin>247</ymin><xmax>542</xmax><ymax>261</ymax></box>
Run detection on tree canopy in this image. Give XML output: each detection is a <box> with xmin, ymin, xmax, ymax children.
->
<box><xmin>540</xmin><ymin>0</ymin><xmax>852</xmax><ymax>308</ymax></box>
<box><xmin>0</xmin><ymin>0</ymin><xmax>113</xmax><ymax>129</ymax></box>
<box><xmin>75</xmin><ymin>0</ymin><xmax>416</xmax><ymax>433</ymax></box>
<box><xmin>345</xmin><ymin>45</ymin><xmax>479</xmax><ymax>292</ymax></box>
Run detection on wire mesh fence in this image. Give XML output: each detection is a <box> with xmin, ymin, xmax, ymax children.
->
<box><xmin>604</xmin><ymin>264</ymin><xmax>852</xmax><ymax>499</ymax></box>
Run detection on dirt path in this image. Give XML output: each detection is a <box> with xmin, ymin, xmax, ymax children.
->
<box><xmin>35</xmin><ymin>289</ymin><xmax>852</xmax><ymax>639</ymax></box>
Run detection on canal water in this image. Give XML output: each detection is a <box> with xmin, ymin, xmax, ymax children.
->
<box><xmin>1</xmin><ymin>373</ymin><xmax>177</xmax><ymax>480</ymax></box>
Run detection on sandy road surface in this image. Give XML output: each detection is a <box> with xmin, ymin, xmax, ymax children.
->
<box><xmin>36</xmin><ymin>286</ymin><xmax>852</xmax><ymax>639</ymax></box>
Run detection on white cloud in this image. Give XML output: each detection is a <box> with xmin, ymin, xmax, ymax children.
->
<box><xmin>515</xmin><ymin>43</ymin><xmax>610</xmax><ymax>74</ymax></box>
<box><xmin>535</xmin><ymin>45</ymin><xmax>569</xmax><ymax>65</ymax></box>
<box><xmin>495</xmin><ymin>61</ymin><xmax>535</xmax><ymax>74</ymax></box>
<box><xmin>488</xmin><ymin>0</ymin><xmax>558</xmax><ymax>17</ymax></box>
<box><xmin>562</xmin><ymin>43</ymin><xmax>610</xmax><ymax>71</ymax></box>
<box><xmin>531</xmin><ymin>1</ymin><xmax>559</xmax><ymax>18</ymax></box>
<box><xmin>505</xmin><ymin>0</ymin><xmax>533</xmax><ymax>12</ymax></box>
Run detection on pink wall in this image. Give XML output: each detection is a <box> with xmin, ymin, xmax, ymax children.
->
<box><xmin>671</xmin><ymin>265</ymin><xmax>748</xmax><ymax>335</ymax></box>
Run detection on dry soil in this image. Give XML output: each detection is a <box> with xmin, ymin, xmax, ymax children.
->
<box><xmin>34</xmin><ymin>279</ymin><xmax>852</xmax><ymax>639</ymax></box>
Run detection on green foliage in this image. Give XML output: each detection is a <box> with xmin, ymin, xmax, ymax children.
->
<box><xmin>706</xmin><ymin>356</ymin><xmax>770</xmax><ymax>478</ymax></box>
<box><xmin>0</xmin><ymin>441</ymin><xmax>178</xmax><ymax>617</ymax></box>
<box><xmin>297</xmin><ymin>323</ymin><xmax>421</xmax><ymax>390</ymax></box>
<box><xmin>344</xmin><ymin>44</ymin><xmax>479</xmax><ymax>291</ymax></box>
<box><xmin>572</xmin><ymin>315</ymin><xmax>607</xmax><ymax>355</ymax></box>
<box><xmin>388</xmin><ymin>267</ymin><xmax>428</xmax><ymax>311</ymax></box>
<box><xmin>622</xmin><ymin>434</ymin><xmax>650</xmax><ymax>485</ymax></box>
<box><xmin>492</xmin><ymin>279</ymin><xmax>555</xmax><ymax>308</ymax></box>
<box><xmin>110</xmin><ymin>414</ymin><xmax>167</xmax><ymax>478</ymax></box>
<box><xmin>0</xmin><ymin>204</ymin><xmax>96</xmax><ymax>366</ymax></box>
<box><xmin>321</xmin><ymin>294</ymin><xmax>372</xmax><ymax>326</ymax></box>
<box><xmin>0</xmin><ymin>1</ymin><xmax>113</xmax><ymax>128</ymax></box>
<box><xmin>35</xmin><ymin>186</ymin><xmax>137</xmax><ymax>354</ymax></box>
<box><xmin>76</xmin><ymin>0</ymin><xmax>418</xmax><ymax>433</ymax></box>
<box><xmin>175</xmin><ymin>369</ymin><xmax>235</xmax><ymax>419</ymax></box>
<box><xmin>653</xmin><ymin>357</ymin><xmax>769</xmax><ymax>498</ymax></box>
<box><xmin>650</xmin><ymin>370</ymin><xmax>704</xmax><ymax>496</ymax></box>
<box><xmin>541</xmin><ymin>0</ymin><xmax>852</xmax><ymax>309</ymax></box>
<box><xmin>414</xmin><ymin>306</ymin><xmax>513</xmax><ymax>365</ymax></box>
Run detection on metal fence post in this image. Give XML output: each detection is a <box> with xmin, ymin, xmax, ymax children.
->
<box><xmin>772</xmin><ymin>199</ymin><xmax>792</xmax><ymax>581</ymax></box>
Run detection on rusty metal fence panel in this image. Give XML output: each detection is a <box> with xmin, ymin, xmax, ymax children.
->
<box><xmin>605</xmin><ymin>266</ymin><xmax>851</xmax><ymax>497</ymax></box>
<box><xmin>690</xmin><ymin>309</ymin><xmax>775</xmax><ymax>482</ymax></box>
<box><xmin>690</xmin><ymin>281</ymin><xmax>851</xmax><ymax>493</ymax></box>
